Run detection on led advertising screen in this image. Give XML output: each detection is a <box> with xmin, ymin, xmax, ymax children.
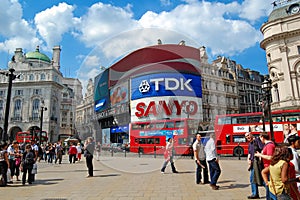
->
<box><xmin>130</xmin><ymin>96</ymin><xmax>203</xmax><ymax>122</ymax></box>
<box><xmin>110</xmin><ymin>82</ymin><xmax>129</xmax><ymax>107</ymax></box>
<box><xmin>94</xmin><ymin>69</ymin><xmax>109</xmax><ymax>112</ymax></box>
<box><xmin>131</xmin><ymin>73</ymin><xmax>202</xmax><ymax>100</ymax></box>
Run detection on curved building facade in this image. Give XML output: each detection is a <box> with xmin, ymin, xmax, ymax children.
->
<box><xmin>93</xmin><ymin>44</ymin><xmax>202</xmax><ymax>145</ymax></box>
<box><xmin>260</xmin><ymin>0</ymin><xmax>300</xmax><ymax>110</ymax></box>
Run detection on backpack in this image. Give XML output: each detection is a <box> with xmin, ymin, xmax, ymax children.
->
<box><xmin>24</xmin><ymin>151</ymin><xmax>35</xmax><ymax>165</ymax></box>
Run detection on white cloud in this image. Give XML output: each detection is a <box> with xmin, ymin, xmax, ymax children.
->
<box><xmin>76</xmin><ymin>2</ymin><xmax>140</xmax><ymax>47</ymax></box>
<box><xmin>239</xmin><ymin>0</ymin><xmax>274</xmax><ymax>21</ymax></box>
<box><xmin>34</xmin><ymin>2</ymin><xmax>77</xmax><ymax>50</ymax></box>
<box><xmin>0</xmin><ymin>0</ymin><xmax>39</xmax><ymax>52</ymax></box>
<box><xmin>138</xmin><ymin>1</ymin><xmax>262</xmax><ymax>56</ymax></box>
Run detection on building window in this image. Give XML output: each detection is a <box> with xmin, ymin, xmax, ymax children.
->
<box><xmin>13</xmin><ymin>99</ymin><xmax>22</xmax><ymax>120</ymax></box>
<box><xmin>29</xmin><ymin>74</ymin><xmax>34</xmax><ymax>81</ymax></box>
<box><xmin>0</xmin><ymin>90</ymin><xmax>5</xmax><ymax>96</ymax></box>
<box><xmin>0</xmin><ymin>100</ymin><xmax>3</xmax><ymax>120</ymax></box>
<box><xmin>41</xmin><ymin>73</ymin><xmax>46</xmax><ymax>80</ymax></box>
<box><xmin>274</xmin><ymin>84</ymin><xmax>280</xmax><ymax>102</ymax></box>
<box><xmin>32</xmin><ymin>99</ymin><xmax>40</xmax><ymax>120</ymax></box>
<box><xmin>15</xmin><ymin>90</ymin><xmax>23</xmax><ymax>96</ymax></box>
<box><xmin>33</xmin><ymin>89</ymin><xmax>42</xmax><ymax>95</ymax></box>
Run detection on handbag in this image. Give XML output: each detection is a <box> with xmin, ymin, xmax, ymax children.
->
<box><xmin>31</xmin><ymin>163</ymin><xmax>37</xmax><ymax>174</ymax></box>
<box><xmin>7</xmin><ymin>169</ymin><xmax>11</xmax><ymax>183</ymax></box>
<box><xmin>15</xmin><ymin>157</ymin><xmax>21</xmax><ymax>166</ymax></box>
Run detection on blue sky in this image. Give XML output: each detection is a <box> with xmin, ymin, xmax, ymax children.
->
<box><xmin>0</xmin><ymin>0</ymin><xmax>275</xmax><ymax>90</ymax></box>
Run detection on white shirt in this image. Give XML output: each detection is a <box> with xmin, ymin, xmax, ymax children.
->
<box><xmin>192</xmin><ymin>140</ymin><xmax>206</xmax><ymax>161</ymax></box>
<box><xmin>76</xmin><ymin>145</ymin><xmax>82</xmax><ymax>153</ymax></box>
<box><xmin>204</xmin><ymin>138</ymin><xmax>217</xmax><ymax>161</ymax></box>
<box><xmin>289</xmin><ymin>147</ymin><xmax>300</xmax><ymax>177</ymax></box>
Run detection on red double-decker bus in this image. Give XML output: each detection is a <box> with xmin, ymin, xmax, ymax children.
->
<box><xmin>16</xmin><ymin>131</ymin><xmax>48</xmax><ymax>144</ymax></box>
<box><xmin>130</xmin><ymin>118</ymin><xmax>199</xmax><ymax>155</ymax></box>
<box><xmin>215</xmin><ymin>109</ymin><xmax>300</xmax><ymax>156</ymax></box>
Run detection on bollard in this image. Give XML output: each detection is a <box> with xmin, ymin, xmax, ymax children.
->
<box><xmin>138</xmin><ymin>146</ymin><xmax>141</xmax><ymax>158</ymax></box>
<box><xmin>238</xmin><ymin>143</ymin><xmax>241</xmax><ymax>160</ymax></box>
<box><xmin>154</xmin><ymin>146</ymin><xmax>156</xmax><ymax>158</ymax></box>
<box><xmin>124</xmin><ymin>147</ymin><xmax>126</xmax><ymax>158</ymax></box>
<box><xmin>111</xmin><ymin>146</ymin><xmax>114</xmax><ymax>157</ymax></box>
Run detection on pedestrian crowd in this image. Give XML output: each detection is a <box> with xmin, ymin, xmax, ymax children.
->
<box><xmin>246</xmin><ymin>131</ymin><xmax>300</xmax><ymax>200</ymax></box>
<box><xmin>160</xmin><ymin>132</ymin><xmax>221</xmax><ymax>190</ymax></box>
<box><xmin>0</xmin><ymin>138</ymin><xmax>86</xmax><ymax>187</ymax></box>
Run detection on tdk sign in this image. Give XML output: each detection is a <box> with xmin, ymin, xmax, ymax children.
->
<box><xmin>131</xmin><ymin>73</ymin><xmax>202</xmax><ymax>100</ymax></box>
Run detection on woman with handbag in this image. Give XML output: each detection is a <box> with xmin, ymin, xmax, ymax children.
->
<box><xmin>14</xmin><ymin>144</ymin><xmax>22</xmax><ymax>181</ymax></box>
<box><xmin>261</xmin><ymin>146</ymin><xmax>293</xmax><ymax>200</ymax></box>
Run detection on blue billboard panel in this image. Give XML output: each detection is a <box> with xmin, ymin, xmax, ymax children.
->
<box><xmin>131</xmin><ymin>73</ymin><xmax>202</xmax><ymax>100</ymax></box>
<box><xmin>94</xmin><ymin>69</ymin><xmax>109</xmax><ymax>112</ymax></box>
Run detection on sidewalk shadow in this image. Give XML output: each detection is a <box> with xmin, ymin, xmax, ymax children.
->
<box><xmin>175</xmin><ymin>171</ymin><xmax>194</xmax><ymax>174</ymax></box>
<box><xmin>35</xmin><ymin>178</ymin><xmax>64</xmax><ymax>185</ymax></box>
<box><xmin>93</xmin><ymin>174</ymin><xmax>121</xmax><ymax>178</ymax></box>
<box><xmin>218</xmin><ymin>180</ymin><xmax>249</xmax><ymax>190</ymax></box>
<box><xmin>74</xmin><ymin>169</ymin><xmax>103</xmax><ymax>172</ymax></box>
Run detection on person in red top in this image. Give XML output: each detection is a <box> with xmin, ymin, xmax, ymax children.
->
<box><xmin>255</xmin><ymin>132</ymin><xmax>275</xmax><ymax>200</ymax></box>
<box><xmin>68</xmin><ymin>142</ymin><xmax>77</xmax><ymax>164</ymax></box>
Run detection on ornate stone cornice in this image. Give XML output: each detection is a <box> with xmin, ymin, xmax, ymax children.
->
<box><xmin>261</xmin><ymin>29</ymin><xmax>300</xmax><ymax>49</ymax></box>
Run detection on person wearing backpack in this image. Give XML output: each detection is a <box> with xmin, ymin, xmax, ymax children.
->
<box><xmin>21</xmin><ymin>144</ymin><xmax>35</xmax><ymax>185</ymax></box>
<box><xmin>0</xmin><ymin>142</ymin><xmax>9</xmax><ymax>186</ymax></box>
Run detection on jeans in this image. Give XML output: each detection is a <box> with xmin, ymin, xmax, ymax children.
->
<box><xmin>250</xmin><ymin>168</ymin><xmax>259</xmax><ymax>196</ymax></box>
<box><xmin>161</xmin><ymin>156</ymin><xmax>177</xmax><ymax>172</ymax></box>
<box><xmin>86</xmin><ymin>154</ymin><xmax>93</xmax><ymax>176</ymax></box>
<box><xmin>269</xmin><ymin>191</ymin><xmax>277</xmax><ymax>200</ymax></box>
<box><xmin>195</xmin><ymin>160</ymin><xmax>209</xmax><ymax>184</ymax></box>
<box><xmin>207</xmin><ymin>158</ymin><xmax>221</xmax><ymax>185</ymax></box>
<box><xmin>22</xmin><ymin>164</ymin><xmax>33</xmax><ymax>184</ymax></box>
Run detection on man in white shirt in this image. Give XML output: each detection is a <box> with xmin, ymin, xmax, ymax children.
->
<box><xmin>193</xmin><ymin>133</ymin><xmax>209</xmax><ymax>185</ymax></box>
<box><xmin>204</xmin><ymin>133</ymin><xmax>221</xmax><ymax>190</ymax></box>
<box><xmin>288</xmin><ymin>135</ymin><xmax>300</xmax><ymax>191</ymax></box>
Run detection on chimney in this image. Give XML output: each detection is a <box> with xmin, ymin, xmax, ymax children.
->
<box><xmin>52</xmin><ymin>45</ymin><xmax>61</xmax><ymax>71</ymax></box>
<box><xmin>14</xmin><ymin>48</ymin><xmax>23</xmax><ymax>62</ymax></box>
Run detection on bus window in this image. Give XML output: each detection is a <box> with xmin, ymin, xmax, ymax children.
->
<box><xmin>236</xmin><ymin>117</ymin><xmax>247</xmax><ymax>124</ymax></box>
<box><xmin>226</xmin><ymin>134</ymin><xmax>230</xmax><ymax>144</ymax></box>
<box><xmin>178</xmin><ymin>138</ymin><xmax>187</xmax><ymax>145</ymax></box>
<box><xmin>247</xmin><ymin>116</ymin><xmax>261</xmax><ymax>123</ymax></box>
<box><xmin>149</xmin><ymin>123</ymin><xmax>155</xmax><ymax>129</ymax></box>
<box><xmin>165</xmin><ymin>121</ymin><xmax>174</xmax><ymax>128</ymax></box>
<box><xmin>156</xmin><ymin>122</ymin><xmax>165</xmax><ymax>129</ymax></box>
<box><xmin>148</xmin><ymin>138</ymin><xmax>154</xmax><ymax>144</ymax></box>
<box><xmin>218</xmin><ymin>117</ymin><xmax>232</xmax><ymax>125</ymax></box>
<box><xmin>154</xmin><ymin>138</ymin><xmax>160</xmax><ymax>144</ymax></box>
<box><xmin>233</xmin><ymin>135</ymin><xmax>246</xmax><ymax>143</ymax></box>
<box><xmin>132</xmin><ymin>124</ymin><xmax>141</xmax><ymax>130</ymax></box>
<box><xmin>139</xmin><ymin>138</ymin><xmax>146</xmax><ymax>144</ymax></box>
<box><xmin>175</xmin><ymin>121</ymin><xmax>185</xmax><ymax>128</ymax></box>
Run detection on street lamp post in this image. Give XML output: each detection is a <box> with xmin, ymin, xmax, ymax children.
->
<box><xmin>261</xmin><ymin>78</ymin><xmax>274</xmax><ymax>141</ymax></box>
<box><xmin>0</xmin><ymin>68</ymin><xmax>18</xmax><ymax>142</ymax></box>
<box><xmin>40</xmin><ymin>101</ymin><xmax>47</xmax><ymax>143</ymax></box>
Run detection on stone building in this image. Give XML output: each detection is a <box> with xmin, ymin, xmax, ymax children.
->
<box><xmin>75</xmin><ymin>78</ymin><xmax>99</xmax><ymax>141</ymax></box>
<box><xmin>199</xmin><ymin>47</ymin><xmax>239</xmax><ymax>130</ymax></box>
<box><xmin>0</xmin><ymin>46</ymin><xmax>82</xmax><ymax>142</ymax></box>
<box><xmin>260</xmin><ymin>0</ymin><xmax>300</xmax><ymax>110</ymax></box>
<box><xmin>212</xmin><ymin>56</ymin><xmax>264</xmax><ymax>114</ymax></box>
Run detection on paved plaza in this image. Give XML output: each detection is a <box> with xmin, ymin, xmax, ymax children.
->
<box><xmin>1</xmin><ymin>154</ymin><xmax>265</xmax><ymax>200</ymax></box>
